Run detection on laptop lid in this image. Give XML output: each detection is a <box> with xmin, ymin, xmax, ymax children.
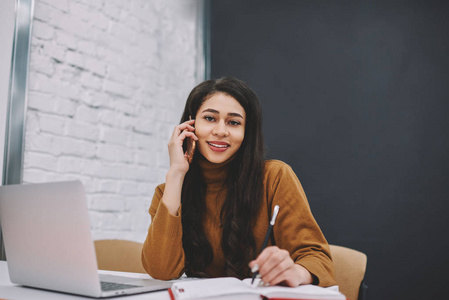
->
<box><xmin>0</xmin><ymin>181</ymin><xmax>103</xmax><ymax>297</ymax></box>
<box><xmin>0</xmin><ymin>181</ymin><xmax>173</xmax><ymax>297</ymax></box>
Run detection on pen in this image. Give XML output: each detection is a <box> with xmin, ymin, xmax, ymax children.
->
<box><xmin>251</xmin><ymin>205</ymin><xmax>280</xmax><ymax>285</ymax></box>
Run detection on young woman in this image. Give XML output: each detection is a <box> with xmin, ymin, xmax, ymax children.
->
<box><xmin>142</xmin><ymin>77</ymin><xmax>335</xmax><ymax>287</ymax></box>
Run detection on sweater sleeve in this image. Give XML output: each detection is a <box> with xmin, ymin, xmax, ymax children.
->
<box><xmin>141</xmin><ymin>184</ymin><xmax>185</xmax><ymax>280</ymax></box>
<box><xmin>268</xmin><ymin>162</ymin><xmax>336</xmax><ymax>287</ymax></box>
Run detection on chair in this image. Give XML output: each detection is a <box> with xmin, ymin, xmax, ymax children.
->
<box><xmin>329</xmin><ymin>245</ymin><xmax>368</xmax><ymax>300</ymax></box>
<box><xmin>94</xmin><ymin>239</ymin><xmax>146</xmax><ymax>273</ymax></box>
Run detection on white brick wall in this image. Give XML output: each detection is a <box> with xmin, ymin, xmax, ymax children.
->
<box><xmin>24</xmin><ymin>0</ymin><xmax>204</xmax><ymax>242</ymax></box>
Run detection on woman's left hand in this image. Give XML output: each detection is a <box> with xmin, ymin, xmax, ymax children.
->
<box><xmin>248</xmin><ymin>246</ymin><xmax>313</xmax><ymax>287</ymax></box>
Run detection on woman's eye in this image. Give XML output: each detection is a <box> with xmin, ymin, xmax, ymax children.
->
<box><xmin>204</xmin><ymin>116</ymin><xmax>215</xmax><ymax>121</ymax></box>
<box><xmin>228</xmin><ymin>120</ymin><xmax>241</xmax><ymax>126</ymax></box>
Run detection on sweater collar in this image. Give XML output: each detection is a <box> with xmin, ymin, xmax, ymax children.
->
<box><xmin>197</xmin><ymin>154</ymin><xmax>235</xmax><ymax>184</ymax></box>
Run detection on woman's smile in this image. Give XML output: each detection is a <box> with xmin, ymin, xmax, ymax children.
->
<box><xmin>207</xmin><ymin>141</ymin><xmax>230</xmax><ymax>152</ymax></box>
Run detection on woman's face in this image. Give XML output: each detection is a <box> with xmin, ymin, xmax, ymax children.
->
<box><xmin>194</xmin><ymin>92</ymin><xmax>246</xmax><ymax>164</ymax></box>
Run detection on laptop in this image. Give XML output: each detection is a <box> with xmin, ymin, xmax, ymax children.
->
<box><xmin>0</xmin><ymin>180</ymin><xmax>173</xmax><ymax>298</ymax></box>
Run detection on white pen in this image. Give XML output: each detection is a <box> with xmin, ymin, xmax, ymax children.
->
<box><xmin>251</xmin><ymin>205</ymin><xmax>280</xmax><ymax>286</ymax></box>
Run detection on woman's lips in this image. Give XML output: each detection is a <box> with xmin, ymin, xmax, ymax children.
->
<box><xmin>207</xmin><ymin>141</ymin><xmax>230</xmax><ymax>152</ymax></box>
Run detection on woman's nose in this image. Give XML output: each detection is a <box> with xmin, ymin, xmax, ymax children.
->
<box><xmin>212</xmin><ymin>121</ymin><xmax>229</xmax><ymax>137</ymax></box>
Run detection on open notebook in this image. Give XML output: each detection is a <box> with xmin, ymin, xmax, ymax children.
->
<box><xmin>169</xmin><ymin>277</ymin><xmax>346</xmax><ymax>300</ymax></box>
<box><xmin>0</xmin><ymin>180</ymin><xmax>172</xmax><ymax>298</ymax></box>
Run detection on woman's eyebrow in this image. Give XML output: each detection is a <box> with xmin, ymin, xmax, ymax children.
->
<box><xmin>228</xmin><ymin>112</ymin><xmax>244</xmax><ymax>118</ymax></box>
<box><xmin>201</xmin><ymin>108</ymin><xmax>244</xmax><ymax>119</ymax></box>
<box><xmin>201</xmin><ymin>108</ymin><xmax>219</xmax><ymax>114</ymax></box>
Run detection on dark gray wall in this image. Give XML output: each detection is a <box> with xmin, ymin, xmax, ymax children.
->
<box><xmin>210</xmin><ymin>1</ymin><xmax>449</xmax><ymax>299</ymax></box>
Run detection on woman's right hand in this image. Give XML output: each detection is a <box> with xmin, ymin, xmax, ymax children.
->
<box><xmin>167</xmin><ymin>119</ymin><xmax>197</xmax><ymax>175</ymax></box>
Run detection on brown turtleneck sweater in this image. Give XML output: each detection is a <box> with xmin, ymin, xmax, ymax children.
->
<box><xmin>141</xmin><ymin>159</ymin><xmax>336</xmax><ymax>287</ymax></box>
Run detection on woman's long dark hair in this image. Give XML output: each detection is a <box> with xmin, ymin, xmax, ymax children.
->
<box><xmin>180</xmin><ymin>77</ymin><xmax>265</xmax><ymax>279</ymax></box>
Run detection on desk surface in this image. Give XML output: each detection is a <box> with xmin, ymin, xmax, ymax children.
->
<box><xmin>0</xmin><ymin>261</ymin><xmax>172</xmax><ymax>300</ymax></box>
<box><xmin>0</xmin><ymin>261</ymin><xmax>261</xmax><ymax>300</ymax></box>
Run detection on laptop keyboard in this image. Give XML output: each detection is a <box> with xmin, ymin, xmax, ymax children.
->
<box><xmin>100</xmin><ymin>281</ymin><xmax>141</xmax><ymax>291</ymax></box>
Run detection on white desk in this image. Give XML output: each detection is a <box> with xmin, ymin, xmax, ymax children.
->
<box><xmin>0</xmin><ymin>261</ymin><xmax>172</xmax><ymax>300</ymax></box>
<box><xmin>0</xmin><ymin>261</ymin><xmax>331</xmax><ymax>300</ymax></box>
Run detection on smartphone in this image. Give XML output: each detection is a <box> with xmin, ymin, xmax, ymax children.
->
<box><xmin>185</xmin><ymin>116</ymin><xmax>195</xmax><ymax>164</ymax></box>
<box><xmin>185</xmin><ymin>136</ymin><xmax>196</xmax><ymax>164</ymax></box>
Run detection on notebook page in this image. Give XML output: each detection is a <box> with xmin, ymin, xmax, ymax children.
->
<box><xmin>241</xmin><ymin>279</ymin><xmax>345</xmax><ymax>300</ymax></box>
<box><xmin>171</xmin><ymin>277</ymin><xmax>258</xmax><ymax>299</ymax></box>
